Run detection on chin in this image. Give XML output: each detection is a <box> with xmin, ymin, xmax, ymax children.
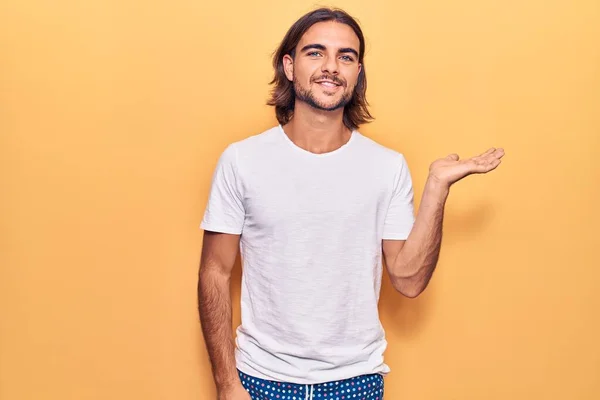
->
<box><xmin>317</xmin><ymin>103</ymin><xmax>345</xmax><ymax>112</ymax></box>
<box><xmin>317</xmin><ymin>93</ymin><xmax>343</xmax><ymax>103</ymax></box>
<box><xmin>320</xmin><ymin>100</ymin><xmax>345</xmax><ymax>110</ymax></box>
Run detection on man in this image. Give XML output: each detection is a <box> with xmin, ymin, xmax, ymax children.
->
<box><xmin>198</xmin><ymin>7</ymin><xmax>504</xmax><ymax>400</ymax></box>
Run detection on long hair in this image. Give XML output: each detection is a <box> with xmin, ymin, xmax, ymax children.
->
<box><xmin>267</xmin><ymin>8</ymin><xmax>373</xmax><ymax>131</ymax></box>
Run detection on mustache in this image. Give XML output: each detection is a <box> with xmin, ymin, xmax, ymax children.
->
<box><xmin>312</xmin><ymin>75</ymin><xmax>345</xmax><ymax>86</ymax></box>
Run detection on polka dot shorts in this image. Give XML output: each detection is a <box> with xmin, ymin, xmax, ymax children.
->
<box><xmin>238</xmin><ymin>369</ymin><xmax>384</xmax><ymax>400</ymax></box>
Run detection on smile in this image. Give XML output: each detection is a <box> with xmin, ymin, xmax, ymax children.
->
<box><xmin>315</xmin><ymin>80</ymin><xmax>342</xmax><ymax>88</ymax></box>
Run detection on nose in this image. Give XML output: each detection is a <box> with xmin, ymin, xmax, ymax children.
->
<box><xmin>321</xmin><ymin>54</ymin><xmax>339</xmax><ymax>75</ymax></box>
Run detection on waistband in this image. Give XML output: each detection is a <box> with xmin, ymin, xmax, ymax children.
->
<box><xmin>237</xmin><ymin>368</ymin><xmax>384</xmax><ymax>400</ymax></box>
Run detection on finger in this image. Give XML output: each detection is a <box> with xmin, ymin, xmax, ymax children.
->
<box><xmin>446</xmin><ymin>153</ymin><xmax>459</xmax><ymax>161</ymax></box>
<box><xmin>480</xmin><ymin>148</ymin><xmax>496</xmax><ymax>157</ymax></box>
<box><xmin>484</xmin><ymin>148</ymin><xmax>505</xmax><ymax>162</ymax></box>
<box><xmin>470</xmin><ymin>148</ymin><xmax>494</xmax><ymax>162</ymax></box>
<box><xmin>476</xmin><ymin>148</ymin><xmax>505</xmax><ymax>162</ymax></box>
<box><xmin>487</xmin><ymin>158</ymin><xmax>502</xmax><ymax>171</ymax></box>
<box><xmin>472</xmin><ymin>157</ymin><xmax>502</xmax><ymax>173</ymax></box>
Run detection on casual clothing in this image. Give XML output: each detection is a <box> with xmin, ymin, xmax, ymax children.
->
<box><xmin>238</xmin><ymin>368</ymin><xmax>384</xmax><ymax>400</ymax></box>
<box><xmin>201</xmin><ymin>125</ymin><xmax>415</xmax><ymax>384</ymax></box>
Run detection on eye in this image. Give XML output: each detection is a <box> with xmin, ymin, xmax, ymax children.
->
<box><xmin>340</xmin><ymin>55</ymin><xmax>354</xmax><ymax>62</ymax></box>
<box><xmin>307</xmin><ymin>51</ymin><xmax>322</xmax><ymax>57</ymax></box>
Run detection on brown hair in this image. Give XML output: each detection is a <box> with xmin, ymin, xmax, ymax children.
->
<box><xmin>267</xmin><ymin>8</ymin><xmax>373</xmax><ymax>131</ymax></box>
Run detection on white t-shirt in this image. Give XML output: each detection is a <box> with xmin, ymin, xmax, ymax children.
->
<box><xmin>200</xmin><ymin>125</ymin><xmax>415</xmax><ymax>384</ymax></box>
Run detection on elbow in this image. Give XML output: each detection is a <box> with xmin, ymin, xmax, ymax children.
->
<box><xmin>390</xmin><ymin>260</ymin><xmax>437</xmax><ymax>298</ymax></box>
<box><xmin>398</xmin><ymin>285</ymin><xmax>425</xmax><ymax>299</ymax></box>
<box><xmin>391</xmin><ymin>277</ymin><xmax>426</xmax><ymax>298</ymax></box>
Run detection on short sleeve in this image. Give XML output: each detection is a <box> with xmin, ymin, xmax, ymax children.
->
<box><xmin>200</xmin><ymin>144</ymin><xmax>245</xmax><ymax>234</ymax></box>
<box><xmin>382</xmin><ymin>155</ymin><xmax>415</xmax><ymax>240</ymax></box>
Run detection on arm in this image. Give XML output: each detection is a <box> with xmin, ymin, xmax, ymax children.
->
<box><xmin>382</xmin><ymin>178</ymin><xmax>448</xmax><ymax>298</ymax></box>
<box><xmin>198</xmin><ymin>230</ymin><xmax>249</xmax><ymax>399</ymax></box>
<box><xmin>383</xmin><ymin>147</ymin><xmax>505</xmax><ymax>298</ymax></box>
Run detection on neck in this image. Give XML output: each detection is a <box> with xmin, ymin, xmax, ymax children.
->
<box><xmin>281</xmin><ymin>101</ymin><xmax>352</xmax><ymax>154</ymax></box>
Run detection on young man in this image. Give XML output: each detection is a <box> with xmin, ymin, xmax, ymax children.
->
<box><xmin>198</xmin><ymin>8</ymin><xmax>504</xmax><ymax>400</ymax></box>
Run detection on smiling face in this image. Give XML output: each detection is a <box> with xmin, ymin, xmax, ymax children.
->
<box><xmin>283</xmin><ymin>21</ymin><xmax>363</xmax><ymax>112</ymax></box>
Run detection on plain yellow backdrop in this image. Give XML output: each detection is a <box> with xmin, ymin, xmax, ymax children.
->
<box><xmin>1</xmin><ymin>0</ymin><xmax>599</xmax><ymax>399</ymax></box>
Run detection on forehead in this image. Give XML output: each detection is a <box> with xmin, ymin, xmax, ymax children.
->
<box><xmin>297</xmin><ymin>21</ymin><xmax>360</xmax><ymax>52</ymax></box>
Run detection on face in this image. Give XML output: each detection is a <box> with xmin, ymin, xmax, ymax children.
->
<box><xmin>283</xmin><ymin>21</ymin><xmax>362</xmax><ymax>112</ymax></box>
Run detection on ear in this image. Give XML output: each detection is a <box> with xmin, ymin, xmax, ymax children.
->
<box><xmin>283</xmin><ymin>54</ymin><xmax>294</xmax><ymax>82</ymax></box>
<box><xmin>358</xmin><ymin>63</ymin><xmax>362</xmax><ymax>75</ymax></box>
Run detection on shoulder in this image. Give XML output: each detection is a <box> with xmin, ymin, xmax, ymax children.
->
<box><xmin>214</xmin><ymin>126</ymin><xmax>280</xmax><ymax>169</ymax></box>
<box><xmin>352</xmin><ymin>131</ymin><xmax>409</xmax><ymax>168</ymax></box>
<box><xmin>226</xmin><ymin>126</ymin><xmax>280</xmax><ymax>155</ymax></box>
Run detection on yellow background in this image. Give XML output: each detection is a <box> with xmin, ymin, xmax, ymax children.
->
<box><xmin>2</xmin><ymin>0</ymin><xmax>599</xmax><ymax>399</ymax></box>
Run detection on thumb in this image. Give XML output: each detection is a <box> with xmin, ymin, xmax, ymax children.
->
<box><xmin>446</xmin><ymin>153</ymin><xmax>459</xmax><ymax>161</ymax></box>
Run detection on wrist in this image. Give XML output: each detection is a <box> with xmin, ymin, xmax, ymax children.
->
<box><xmin>217</xmin><ymin>384</ymin><xmax>241</xmax><ymax>397</ymax></box>
<box><xmin>425</xmin><ymin>175</ymin><xmax>451</xmax><ymax>197</ymax></box>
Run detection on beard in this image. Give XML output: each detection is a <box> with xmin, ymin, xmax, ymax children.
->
<box><xmin>293</xmin><ymin>74</ymin><xmax>354</xmax><ymax>112</ymax></box>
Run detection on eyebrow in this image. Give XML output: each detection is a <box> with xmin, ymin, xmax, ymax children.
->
<box><xmin>300</xmin><ymin>43</ymin><xmax>359</xmax><ymax>58</ymax></box>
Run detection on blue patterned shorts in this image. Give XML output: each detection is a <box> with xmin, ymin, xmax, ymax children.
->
<box><xmin>238</xmin><ymin>369</ymin><xmax>384</xmax><ymax>400</ymax></box>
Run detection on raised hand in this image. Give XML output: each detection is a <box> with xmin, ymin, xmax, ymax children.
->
<box><xmin>428</xmin><ymin>147</ymin><xmax>505</xmax><ymax>188</ymax></box>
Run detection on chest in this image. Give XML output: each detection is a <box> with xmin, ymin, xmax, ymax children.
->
<box><xmin>242</xmin><ymin>161</ymin><xmax>392</xmax><ymax>231</ymax></box>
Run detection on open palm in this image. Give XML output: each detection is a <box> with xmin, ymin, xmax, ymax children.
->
<box><xmin>429</xmin><ymin>147</ymin><xmax>505</xmax><ymax>186</ymax></box>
